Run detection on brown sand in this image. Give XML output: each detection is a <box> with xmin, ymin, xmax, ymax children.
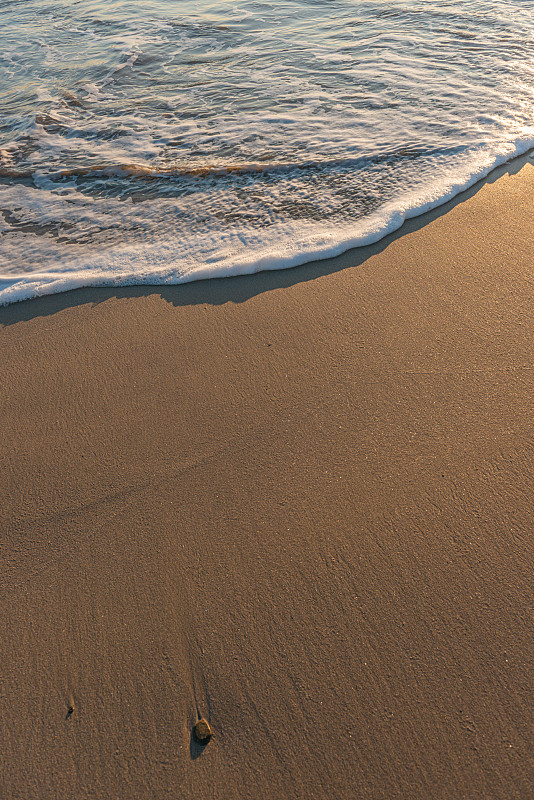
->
<box><xmin>1</xmin><ymin>155</ymin><xmax>534</xmax><ymax>800</ymax></box>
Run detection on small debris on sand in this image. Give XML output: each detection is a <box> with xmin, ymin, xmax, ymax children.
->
<box><xmin>193</xmin><ymin>719</ymin><xmax>212</xmax><ymax>745</ymax></box>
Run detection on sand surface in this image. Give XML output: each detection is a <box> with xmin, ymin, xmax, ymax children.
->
<box><xmin>1</xmin><ymin>156</ymin><xmax>534</xmax><ymax>799</ymax></box>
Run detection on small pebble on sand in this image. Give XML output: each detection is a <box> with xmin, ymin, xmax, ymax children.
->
<box><xmin>193</xmin><ymin>719</ymin><xmax>212</xmax><ymax>745</ymax></box>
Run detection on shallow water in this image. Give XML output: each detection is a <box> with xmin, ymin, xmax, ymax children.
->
<box><xmin>1</xmin><ymin>0</ymin><xmax>534</xmax><ymax>304</ymax></box>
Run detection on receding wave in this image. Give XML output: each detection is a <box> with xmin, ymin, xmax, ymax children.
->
<box><xmin>1</xmin><ymin>0</ymin><xmax>534</xmax><ymax>306</ymax></box>
<box><xmin>1</xmin><ymin>136</ymin><xmax>533</xmax><ymax>307</ymax></box>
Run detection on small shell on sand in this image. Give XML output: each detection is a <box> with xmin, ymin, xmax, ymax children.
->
<box><xmin>193</xmin><ymin>719</ymin><xmax>212</xmax><ymax>744</ymax></box>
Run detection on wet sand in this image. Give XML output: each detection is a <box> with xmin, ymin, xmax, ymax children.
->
<box><xmin>1</xmin><ymin>156</ymin><xmax>534</xmax><ymax>799</ymax></box>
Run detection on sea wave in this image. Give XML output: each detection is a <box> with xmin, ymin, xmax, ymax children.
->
<box><xmin>2</xmin><ymin>0</ymin><xmax>534</xmax><ymax>306</ymax></box>
<box><xmin>1</xmin><ymin>136</ymin><xmax>533</xmax><ymax>307</ymax></box>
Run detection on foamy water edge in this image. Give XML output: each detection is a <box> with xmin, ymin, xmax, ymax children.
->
<box><xmin>1</xmin><ymin>137</ymin><xmax>533</xmax><ymax>307</ymax></box>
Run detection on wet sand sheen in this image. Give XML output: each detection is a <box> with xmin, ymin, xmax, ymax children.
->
<box><xmin>1</xmin><ymin>158</ymin><xmax>534</xmax><ymax>799</ymax></box>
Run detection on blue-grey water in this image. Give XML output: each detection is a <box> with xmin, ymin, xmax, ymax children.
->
<box><xmin>1</xmin><ymin>0</ymin><xmax>534</xmax><ymax>304</ymax></box>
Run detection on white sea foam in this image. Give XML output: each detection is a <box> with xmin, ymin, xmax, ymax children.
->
<box><xmin>2</xmin><ymin>0</ymin><xmax>534</xmax><ymax>306</ymax></box>
<box><xmin>1</xmin><ymin>135</ymin><xmax>533</xmax><ymax>306</ymax></box>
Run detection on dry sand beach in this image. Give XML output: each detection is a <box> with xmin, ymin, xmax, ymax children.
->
<box><xmin>1</xmin><ymin>156</ymin><xmax>534</xmax><ymax>799</ymax></box>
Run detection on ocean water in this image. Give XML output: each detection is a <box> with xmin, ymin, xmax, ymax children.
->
<box><xmin>1</xmin><ymin>0</ymin><xmax>534</xmax><ymax>305</ymax></box>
